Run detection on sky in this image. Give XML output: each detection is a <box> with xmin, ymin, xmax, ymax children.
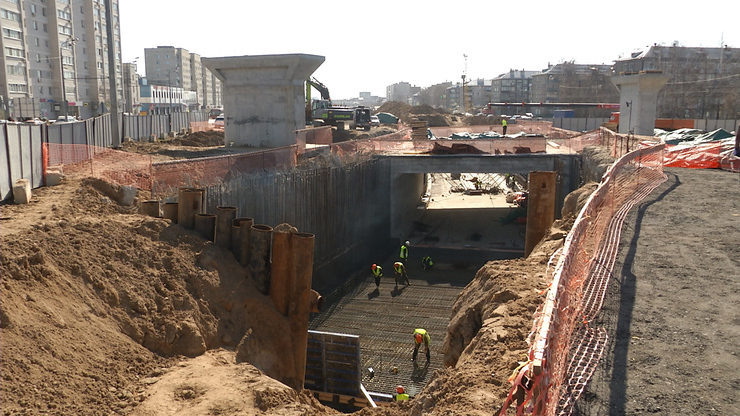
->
<box><xmin>120</xmin><ymin>0</ymin><xmax>740</xmax><ymax>100</ymax></box>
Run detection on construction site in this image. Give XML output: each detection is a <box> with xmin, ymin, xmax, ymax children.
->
<box><xmin>1</xmin><ymin>53</ymin><xmax>739</xmax><ymax>416</ymax></box>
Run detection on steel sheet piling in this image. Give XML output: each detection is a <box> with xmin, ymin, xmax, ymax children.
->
<box><xmin>237</xmin><ymin>217</ymin><xmax>254</xmax><ymax>266</ymax></box>
<box><xmin>215</xmin><ymin>206</ymin><xmax>237</xmax><ymax>249</ymax></box>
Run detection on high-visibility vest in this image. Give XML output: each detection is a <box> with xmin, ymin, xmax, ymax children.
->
<box><xmin>395</xmin><ymin>393</ymin><xmax>409</xmax><ymax>401</ymax></box>
<box><xmin>372</xmin><ymin>265</ymin><xmax>383</xmax><ymax>277</ymax></box>
<box><xmin>394</xmin><ymin>262</ymin><xmax>405</xmax><ymax>273</ymax></box>
<box><xmin>422</xmin><ymin>256</ymin><xmax>433</xmax><ymax>267</ymax></box>
<box><xmin>502</xmin><ymin>119</ymin><xmax>508</xmax><ymax>126</ymax></box>
<box><xmin>400</xmin><ymin>245</ymin><xmax>408</xmax><ymax>259</ymax></box>
<box><xmin>413</xmin><ymin>328</ymin><xmax>430</xmax><ymax>344</ymax></box>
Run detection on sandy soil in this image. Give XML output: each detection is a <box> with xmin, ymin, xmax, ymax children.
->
<box><xmin>576</xmin><ymin>168</ymin><xmax>740</xmax><ymax>415</ymax></box>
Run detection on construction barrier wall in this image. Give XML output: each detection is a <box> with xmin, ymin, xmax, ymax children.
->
<box><xmin>0</xmin><ymin>122</ymin><xmax>44</xmax><ymax>200</ymax></box>
<box><xmin>499</xmin><ymin>144</ymin><xmax>667</xmax><ymax>416</ymax></box>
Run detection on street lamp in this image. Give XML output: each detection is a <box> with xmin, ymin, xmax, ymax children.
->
<box><xmin>59</xmin><ymin>37</ymin><xmax>78</xmax><ymax>119</ymax></box>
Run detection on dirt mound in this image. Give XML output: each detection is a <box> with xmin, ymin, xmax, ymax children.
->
<box><xmin>169</xmin><ymin>130</ymin><xmax>225</xmax><ymax>147</ymax></box>
<box><xmin>409</xmin><ymin>104</ymin><xmax>449</xmax><ymax>115</ymax></box>
<box><xmin>463</xmin><ymin>115</ymin><xmax>495</xmax><ymax>126</ymax></box>
<box><xmin>426</xmin><ymin>142</ymin><xmax>487</xmax><ymax>155</ymax></box>
<box><xmin>0</xmin><ymin>180</ymin><xmax>333</xmax><ymax>415</ymax></box>
<box><xmin>376</xmin><ymin>102</ymin><xmax>450</xmax><ymax>125</ymax></box>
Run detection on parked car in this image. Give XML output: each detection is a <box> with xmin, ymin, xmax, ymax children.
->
<box><xmin>370</xmin><ymin>115</ymin><xmax>380</xmax><ymax>126</ymax></box>
<box><xmin>214</xmin><ymin>114</ymin><xmax>225</xmax><ymax>128</ymax></box>
<box><xmin>53</xmin><ymin>115</ymin><xmax>77</xmax><ymax>123</ymax></box>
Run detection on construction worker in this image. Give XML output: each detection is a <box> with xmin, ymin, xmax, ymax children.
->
<box><xmin>412</xmin><ymin>328</ymin><xmax>431</xmax><ymax>362</ymax></box>
<box><xmin>399</xmin><ymin>240</ymin><xmax>409</xmax><ymax>265</ymax></box>
<box><xmin>371</xmin><ymin>263</ymin><xmax>383</xmax><ymax>288</ymax></box>
<box><xmin>502</xmin><ymin>118</ymin><xmax>508</xmax><ymax>135</ymax></box>
<box><xmin>394</xmin><ymin>385</ymin><xmax>409</xmax><ymax>401</ymax></box>
<box><xmin>394</xmin><ymin>261</ymin><xmax>410</xmax><ymax>286</ymax></box>
<box><xmin>422</xmin><ymin>256</ymin><xmax>434</xmax><ymax>270</ymax></box>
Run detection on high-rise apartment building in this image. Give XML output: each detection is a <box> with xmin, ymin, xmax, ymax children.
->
<box><xmin>144</xmin><ymin>45</ymin><xmax>221</xmax><ymax>110</ymax></box>
<box><xmin>0</xmin><ymin>0</ymin><xmax>122</xmax><ymax>119</ymax></box>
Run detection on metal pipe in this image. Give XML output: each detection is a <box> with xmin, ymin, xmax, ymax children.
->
<box><xmin>177</xmin><ymin>187</ymin><xmax>203</xmax><ymax>229</ymax></box>
<box><xmin>230</xmin><ymin>218</ymin><xmax>244</xmax><ymax>261</ymax></box>
<box><xmin>248</xmin><ymin>224</ymin><xmax>273</xmax><ymax>294</ymax></box>
<box><xmin>140</xmin><ymin>200</ymin><xmax>161</xmax><ymax>218</ymax></box>
<box><xmin>194</xmin><ymin>213</ymin><xmax>217</xmax><ymax>242</ymax></box>
<box><xmin>270</xmin><ymin>230</ymin><xmax>292</xmax><ymax>316</ymax></box>
<box><xmin>215</xmin><ymin>206</ymin><xmax>237</xmax><ymax>249</ymax></box>
<box><xmin>289</xmin><ymin>231</ymin><xmax>315</xmax><ymax>391</ymax></box>
<box><xmin>237</xmin><ymin>217</ymin><xmax>254</xmax><ymax>266</ymax></box>
<box><xmin>162</xmin><ymin>202</ymin><xmax>178</xmax><ymax>223</ymax></box>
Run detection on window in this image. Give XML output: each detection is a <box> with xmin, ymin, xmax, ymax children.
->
<box><xmin>58</xmin><ymin>25</ymin><xmax>72</xmax><ymax>35</ymax></box>
<box><xmin>6</xmin><ymin>64</ymin><xmax>25</xmax><ymax>75</ymax></box>
<box><xmin>63</xmin><ymin>70</ymin><xmax>73</xmax><ymax>79</ymax></box>
<box><xmin>35</xmin><ymin>37</ymin><xmax>39</xmax><ymax>46</ymax></box>
<box><xmin>5</xmin><ymin>47</ymin><xmax>24</xmax><ymax>57</ymax></box>
<box><xmin>39</xmin><ymin>86</ymin><xmax>44</xmax><ymax>94</ymax></box>
<box><xmin>29</xmin><ymin>4</ymin><xmax>36</xmax><ymax>15</ymax></box>
<box><xmin>2</xmin><ymin>28</ymin><xmax>21</xmax><ymax>39</ymax></box>
<box><xmin>62</xmin><ymin>55</ymin><xmax>73</xmax><ymax>65</ymax></box>
<box><xmin>61</xmin><ymin>42</ymin><xmax>72</xmax><ymax>50</ymax></box>
<box><xmin>57</xmin><ymin>9</ymin><xmax>71</xmax><ymax>20</ymax></box>
<box><xmin>8</xmin><ymin>83</ymin><xmax>28</xmax><ymax>92</ymax></box>
<box><xmin>33</xmin><ymin>21</ymin><xmax>38</xmax><ymax>30</ymax></box>
<box><xmin>1</xmin><ymin>8</ymin><xmax>21</xmax><ymax>21</ymax></box>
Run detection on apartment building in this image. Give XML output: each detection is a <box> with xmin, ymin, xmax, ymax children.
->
<box><xmin>490</xmin><ymin>69</ymin><xmax>539</xmax><ymax>103</ymax></box>
<box><xmin>530</xmin><ymin>62</ymin><xmax>617</xmax><ymax>117</ymax></box>
<box><xmin>0</xmin><ymin>0</ymin><xmax>123</xmax><ymax>119</ymax></box>
<box><xmin>144</xmin><ymin>45</ymin><xmax>221</xmax><ymax>110</ymax></box>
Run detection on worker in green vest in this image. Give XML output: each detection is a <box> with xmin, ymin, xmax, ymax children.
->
<box><xmin>412</xmin><ymin>328</ymin><xmax>431</xmax><ymax>362</ymax></box>
<box><xmin>502</xmin><ymin>118</ymin><xmax>508</xmax><ymax>135</ymax></box>
<box><xmin>371</xmin><ymin>263</ymin><xmax>383</xmax><ymax>289</ymax></box>
<box><xmin>422</xmin><ymin>256</ymin><xmax>434</xmax><ymax>270</ymax></box>
<box><xmin>394</xmin><ymin>261</ymin><xmax>410</xmax><ymax>287</ymax></box>
<box><xmin>399</xmin><ymin>240</ymin><xmax>409</xmax><ymax>265</ymax></box>
<box><xmin>394</xmin><ymin>385</ymin><xmax>409</xmax><ymax>401</ymax></box>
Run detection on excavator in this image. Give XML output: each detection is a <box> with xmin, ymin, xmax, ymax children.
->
<box><xmin>306</xmin><ymin>77</ymin><xmax>371</xmax><ymax>131</ymax></box>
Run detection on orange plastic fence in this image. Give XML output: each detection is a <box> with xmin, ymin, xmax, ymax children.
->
<box><xmin>663</xmin><ymin>141</ymin><xmax>735</xmax><ymax>169</ymax></box>
<box><xmin>499</xmin><ymin>144</ymin><xmax>667</xmax><ymax>416</ymax></box>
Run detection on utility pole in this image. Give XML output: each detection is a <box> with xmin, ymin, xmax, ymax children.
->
<box><xmin>104</xmin><ymin>0</ymin><xmax>121</xmax><ymax>147</ymax></box>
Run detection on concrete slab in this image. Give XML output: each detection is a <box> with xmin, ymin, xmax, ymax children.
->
<box><xmin>202</xmin><ymin>54</ymin><xmax>325</xmax><ymax>148</ymax></box>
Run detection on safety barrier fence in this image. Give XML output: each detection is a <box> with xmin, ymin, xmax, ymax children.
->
<box><xmin>499</xmin><ymin>143</ymin><xmax>667</xmax><ymax>416</ymax></box>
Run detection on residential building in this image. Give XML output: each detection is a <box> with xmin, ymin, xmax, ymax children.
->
<box><xmin>445</xmin><ymin>81</ymin><xmax>474</xmax><ymax>112</ymax></box>
<box><xmin>145</xmin><ymin>45</ymin><xmax>221</xmax><ymax>110</ymax></box>
<box><xmin>613</xmin><ymin>45</ymin><xmax>740</xmax><ymax>119</ymax></box>
<box><xmin>122</xmin><ymin>62</ymin><xmax>139</xmax><ymax>113</ymax></box>
<box><xmin>415</xmin><ymin>82</ymin><xmax>452</xmax><ymax>109</ymax></box>
<box><xmin>386</xmin><ymin>81</ymin><xmax>420</xmax><ymax>104</ymax></box>
<box><xmin>491</xmin><ymin>69</ymin><xmax>539</xmax><ymax>103</ymax></box>
<box><xmin>530</xmin><ymin>62</ymin><xmax>617</xmax><ymax>117</ymax></box>
<box><xmin>0</xmin><ymin>0</ymin><xmax>123</xmax><ymax>119</ymax></box>
<box><xmin>138</xmin><ymin>76</ymin><xmax>184</xmax><ymax>114</ymax></box>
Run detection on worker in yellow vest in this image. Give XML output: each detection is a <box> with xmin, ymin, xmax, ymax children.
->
<box><xmin>394</xmin><ymin>261</ymin><xmax>410</xmax><ymax>287</ymax></box>
<box><xmin>371</xmin><ymin>263</ymin><xmax>383</xmax><ymax>289</ymax></box>
<box><xmin>412</xmin><ymin>328</ymin><xmax>431</xmax><ymax>362</ymax></box>
<box><xmin>399</xmin><ymin>240</ymin><xmax>409</xmax><ymax>265</ymax></box>
<box><xmin>394</xmin><ymin>385</ymin><xmax>409</xmax><ymax>401</ymax></box>
<box><xmin>502</xmin><ymin>118</ymin><xmax>508</xmax><ymax>135</ymax></box>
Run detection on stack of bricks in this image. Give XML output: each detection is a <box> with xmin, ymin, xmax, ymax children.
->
<box><xmin>410</xmin><ymin>119</ymin><xmax>428</xmax><ymax>140</ymax></box>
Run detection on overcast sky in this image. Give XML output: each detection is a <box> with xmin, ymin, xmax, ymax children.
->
<box><xmin>120</xmin><ymin>0</ymin><xmax>740</xmax><ymax>99</ymax></box>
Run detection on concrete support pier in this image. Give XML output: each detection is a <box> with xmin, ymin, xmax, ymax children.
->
<box><xmin>611</xmin><ymin>71</ymin><xmax>669</xmax><ymax>136</ymax></box>
<box><xmin>202</xmin><ymin>54</ymin><xmax>325</xmax><ymax>147</ymax></box>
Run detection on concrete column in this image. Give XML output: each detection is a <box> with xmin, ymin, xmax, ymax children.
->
<box><xmin>525</xmin><ymin>171</ymin><xmax>557</xmax><ymax>257</ymax></box>
<box><xmin>611</xmin><ymin>72</ymin><xmax>669</xmax><ymax>136</ymax></box>
<box><xmin>201</xmin><ymin>54</ymin><xmax>325</xmax><ymax>147</ymax></box>
<box><xmin>215</xmin><ymin>206</ymin><xmax>237</xmax><ymax>249</ymax></box>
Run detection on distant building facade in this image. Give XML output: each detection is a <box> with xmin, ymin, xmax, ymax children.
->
<box><xmin>491</xmin><ymin>69</ymin><xmax>539</xmax><ymax>103</ymax></box>
<box><xmin>530</xmin><ymin>62</ymin><xmax>617</xmax><ymax>117</ymax></box>
<box><xmin>0</xmin><ymin>0</ymin><xmax>123</xmax><ymax>119</ymax></box>
<box><xmin>386</xmin><ymin>81</ymin><xmax>420</xmax><ymax>104</ymax></box>
<box><xmin>613</xmin><ymin>45</ymin><xmax>740</xmax><ymax>119</ymax></box>
<box><xmin>144</xmin><ymin>45</ymin><xmax>221</xmax><ymax>110</ymax></box>
<box><xmin>122</xmin><ymin>62</ymin><xmax>140</xmax><ymax>113</ymax></box>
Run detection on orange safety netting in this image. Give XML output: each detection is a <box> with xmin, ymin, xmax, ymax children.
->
<box><xmin>499</xmin><ymin>144</ymin><xmax>667</xmax><ymax>416</ymax></box>
<box><xmin>663</xmin><ymin>141</ymin><xmax>735</xmax><ymax>169</ymax></box>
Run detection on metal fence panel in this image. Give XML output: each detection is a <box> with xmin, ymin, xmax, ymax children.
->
<box><xmin>5</xmin><ymin>126</ymin><xmax>23</xmax><ymax>187</ymax></box>
<box><xmin>31</xmin><ymin>126</ymin><xmax>42</xmax><ymax>188</ymax></box>
<box><xmin>0</xmin><ymin>125</ymin><xmax>10</xmax><ymax>200</ymax></box>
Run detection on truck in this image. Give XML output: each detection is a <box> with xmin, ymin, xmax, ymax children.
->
<box><xmin>306</xmin><ymin>78</ymin><xmax>371</xmax><ymax>131</ymax></box>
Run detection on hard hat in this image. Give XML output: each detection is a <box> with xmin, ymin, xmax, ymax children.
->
<box><xmin>396</xmin><ymin>385</ymin><xmax>405</xmax><ymax>394</ymax></box>
<box><xmin>372</xmin><ymin>264</ymin><xmax>377</xmax><ymax>270</ymax></box>
<box><xmin>405</xmin><ymin>241</ymin><xmax>410</xmax><ymax>246</ymax></box>
<box><xmin>415</xmin><ymin>333</ymin><xmax>422</xmax><ymax>343</ymax></box>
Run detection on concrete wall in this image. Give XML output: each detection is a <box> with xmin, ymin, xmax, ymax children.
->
<box><xmin>552</xmin><ymin>117</ymin><xmax>610</xmax><ymax>132</ymax></box>
<box><xmin>390</xmin><ymin>173</ymin><xmax>425</xmax><ymax>240</ymax></box>
<box><xmin>203</xmin><ymin>156</ymin><xmax>391</xmax><ymax>293</ymax></box>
